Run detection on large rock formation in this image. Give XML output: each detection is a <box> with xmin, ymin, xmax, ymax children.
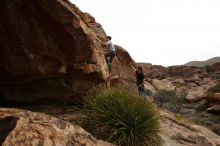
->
<box><xmin>137</xmin><ymin>63</ymin><xmax>218</xmax><ymax>101</ymax></box>
<box><xmin>0</xmin><ymin>0</ymin><xmax>109</xmax><ymax>103</ymax></box>
<box><xmin>0</xmin><ymin>108</ymin><xmax>113</xmax><ymax>146</ymax></box>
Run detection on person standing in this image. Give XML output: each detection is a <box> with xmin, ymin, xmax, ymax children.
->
<box><xmin>130</xmin><ymin>62</ymin><xmax>146</xmax><ymax>97</ymax></box>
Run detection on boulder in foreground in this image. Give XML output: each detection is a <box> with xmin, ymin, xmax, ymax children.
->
<box><xmin>0</xmin><ymin>108</ymin><xmax>113</xmax><ymax>146</ymax></box>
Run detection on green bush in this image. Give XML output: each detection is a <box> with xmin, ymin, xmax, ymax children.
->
<box><xmin>82</xmin><ymin>88</ymin><xmax>162</xmax><ymax>146</ymax></box>
<box><xmin>154</xmin><ymin>90</ymin><xmax>185</xmax><ymax>113</ymax></box>
<box><xmin>207</xmin><ymin>83</ymin><xmax>220</xmax><ymax>93</ymax></box>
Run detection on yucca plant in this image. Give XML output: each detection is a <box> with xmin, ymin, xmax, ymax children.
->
<box><xmin>82</xmin><ymin>88</ymin><xmax>162</xmax><ymax>146</ymax></box>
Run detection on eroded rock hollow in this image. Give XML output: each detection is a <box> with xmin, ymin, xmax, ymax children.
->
<box><xmin>0</xmin><ymin>0</ymin><xmax>109</xmax><ymax>103</ymax></box>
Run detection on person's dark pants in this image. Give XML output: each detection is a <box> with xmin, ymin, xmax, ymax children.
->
<box><xmin>138</xmin><ymin>84</ymin><xmax>145</xmax><ymax>96</ymax></box>
<box><xmin>105</xmin><ymin>51</ymin><xmax>116</xmax><ymax>71</ymax></box>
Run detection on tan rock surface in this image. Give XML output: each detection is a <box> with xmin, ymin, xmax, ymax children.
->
<box><xmin>144</xmin><ymin>81</ymin><xmax>157</xmax><ymax>94</ymax></box>
<box><xmin>186</xmin><ymin>85</ymin><xmax>212</xmax><ymax>101</ymax></box>
<box><xmin>111</xmin><ymin>45</ymin><xmax>137</xmax><ymax>89</ymax></box>
<box><xmin>206</xmin><ymin>93</ymin><xmax>220</xmax><ymax>101</ymax></box>
<box><xmin>152</xmin><ymin>79</ymin><xmax>176</xmax><ymax>91</ymax></box>
<box><xmin>160</xmin><ymin>110</ymin><xmax>220</xmax><ymax>146</ymax></box>
<box><xmin>0</xmin><ymin>108</ymin><xmax>113</xmax><ymax>146</ymax></box>
<box><xmin>145</xmin><ymin>65</ymin><xmax>168</xmax><ymax>79</ymax></box>
<box><xmin>206</xmin><ymin>93</ymin><xmax>220</xmax><ymax>113</ymax></box>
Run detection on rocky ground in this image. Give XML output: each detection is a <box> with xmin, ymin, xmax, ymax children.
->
<box><xmin>2</xmin><ymin>104</ymin><xmax>219</xmax><ymax>146</ymax></box>
<box><xmin>0</xmin><ymin>108</ymin><xmax>113</xmax><ymax>146</ymax></box>
<box><xmin>179</xmin><ymin>101</ymin><xmax>220</xmax><ymax>135</ymax></box>
<box><xmin>160</xmin><ymin>110</ymin><xmax>220</xmax><ymax>146</ymax></box>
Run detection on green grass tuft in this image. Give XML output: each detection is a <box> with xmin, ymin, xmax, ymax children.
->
<box><xmin>82</xmin><ymin>88</ymin><xmax>163</xmax><ymax>146</ymax></box>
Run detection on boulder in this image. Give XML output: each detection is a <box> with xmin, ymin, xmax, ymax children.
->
<box><xmin>186</xmin><ymin>85</ymin><xmax>213</xmax><ymax>101</ymax></box>
<box><xmin>206</xmin><ymin>93</ymin><xmax>220</xmax><ymax>114</ymax></box>
<box><xmin>0</xmin><ymin>108</ymin><xmax>113</xmax><ymax>146</ymax></box>
<box><xmin>145</xmin><ymin>65</ymin><xmax>168</xmax><ymax>79</ymax></box>
<box><xmin>207</xmin><ymin>104</ymin><xmax>220</xmax><ymax>113</ymax></box>
<box><xmin>206</xmin><ymin>93</ymin><xmax>220</xmax><ymax>101</ymax></box>
<box><xmin>152</xmin><ymin>79</ymin><xmax>176</xmax><ymax>91</ymax></box>
<box><xmin>160</xmin><ymin>110</ymin><xmax>220</xmax><ymax>146</ymax></box>
<box><xmin>201</xmin><ymin>78</ymin><xmax>216</xmax><ymax>85</ymax></box>
<box><xmin>184</xmin><ymin>74</ymin><xmax>201</xmax><ymax>82</ymax></box>
<box><xmin>0</xmin><ymin>0</ymin><xmax>109</xmax><ymax>103</ymax></box>
<box><xmin>172</xmin><ymin>78</ymin><xmax>186</xmax><ymax>86</ymax></box>
<box><xmin>136</xmin><ymin>63</ymin><xmax>152</xmax><ymax>72</ymax></box>
<box><xmin>111</xmin><ymin>45</ymin><xmax>136</xmax><ymax>89</ymax></box>
<box><xmin>185</xmin><ymin>80</ymin><xmax>216</xmax><ymax>101</ymax></box>
<box><xmin>144</xmin><ymin>81</ymin><xmax>157</xmax><ymax>94</ymax></box>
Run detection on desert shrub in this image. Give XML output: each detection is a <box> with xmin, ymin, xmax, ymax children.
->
<box><xmin>207</xmin><ymin>83</ymin><xmax>220</xmax><ymax>93</ymax></box>
<box><xmin>154</xmin><ymin>90</ymin><xmax>185</xmax><ymax>113</ymax></box>
<box><xmin>82</xmin><ymin>88</ymin><xmax>163</xmax><ymax>146</ymax></box>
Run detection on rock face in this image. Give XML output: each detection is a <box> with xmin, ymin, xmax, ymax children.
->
<box><xmin>206</xmin><ymin>93</ymin><xmax>220</xmax><ymax>114</ymax></box>
<box><xmin>138</xmin><ymin>63</ymin><xmax>218</xmax><ymax>101</ymax></box>
<box><xmin>136</xmin><ymin>63</ymin><xmax>152</xmax><ymax>72</ymax></box>
<box><xmin>137</xmin><ymin>63</ymin><xmax>169</xmax><ymax>79</ymax></box>
<box><xmin>111</xmin><ymin>45</ymin><xmax>137</xmax><ymax>89</ymax></box>
<box><xmin>152</xmin><ymin>79</ymin><xmax>176</xmax><ymax>91</ymax></box>
<box><xmin>0</xmin><ymin>0</ymin><xmax>109</xmax><ymax>103</ymax></box>
<box><xmin>186</xmin><ymin>84</ymin><xmax>216</xmax><ymax>101</ymax></box>
<box><xmin>0</xmin><ymin>108</ymin><xmax>113</xmax><ymax>146</ymax></box>
<box><xmin>161</xmin><ymin>110</ymin><xmax>220</xmax><ymax>146</ymax></box>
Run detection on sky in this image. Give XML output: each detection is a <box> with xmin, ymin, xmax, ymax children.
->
<box><xmin>71</xmin><ymin>0</ymin><xmax>220</xmax><ymax>66</ymax></box>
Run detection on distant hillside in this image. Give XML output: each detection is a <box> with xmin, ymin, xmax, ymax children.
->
<box><xmin>184</xmin><ymin>57</ymin><xmax>220</xmax><ymax>67</ymax></box>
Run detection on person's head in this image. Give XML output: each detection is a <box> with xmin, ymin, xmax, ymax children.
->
<box><xmin>137</xmin><ymin>66</ymin><xmax>143</xmax><ymax>72</ymax></box>
<box><xmin>107</xmin><ymin>36</ymin><xmax>112</xmax><ymax>40</ymax></box>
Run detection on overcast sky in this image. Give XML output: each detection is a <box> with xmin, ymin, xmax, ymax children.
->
<box><xmin>71</xmin><ymin>0</ymin><xmax>220</xmax><ymax>66</ymax></box>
